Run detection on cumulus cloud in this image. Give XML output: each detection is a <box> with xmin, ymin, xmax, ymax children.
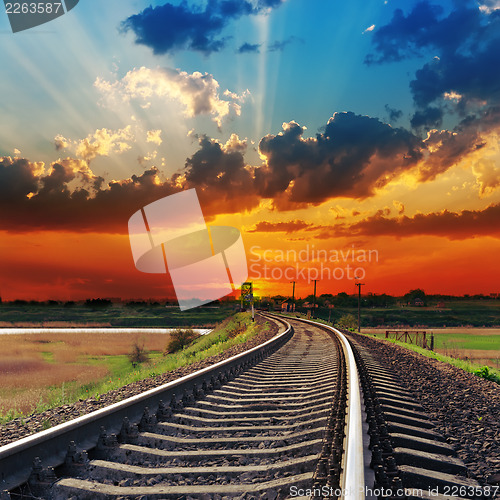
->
<box><xmin>95</xmin><ymin>67</ymin><xmax>248</xmax><ymax>128</ymax></box>
<box><xmin>473</xmin><ymin>158</ymin><xmax>500</xmax><ymax>195</ymax></box>
<box><xmin>138</xmin><ymin>151</ymin><xmax>158</xmax><ymax>167</ymax></box>
<box><xmin>334</xmin><ymin>204</ymin><xmax>500</xmax><ymax>240</ymax></box>
<box><xmin>366</xmin><ymin>0</ymin><xmax>500</xmax><ymax>131</ymax></box>
<box><xmin>3</xmin><ymin>109</ymin><xmax>498</xmax><ymax>233</ymax></box>
<box><xmin>55</xmin><ymin>127</ymin><xmax>134</xmax><ymax>162</ymax></box>
<box><xmin>393</xmin><ymin>200</ymin><xmax>405</xmax><ymax>214</ymax></box>
<box><xmin>0</xmin><ymin>156</ymin><xmax>179</xmax><ymax>232</ymax></box>
<box><xmin>479</xmin><ymin>0</ymin><xmax>500</xmax><ymax>14</ymax></box>
<box><xmin>146</xmin><ymin>129</ymin><xmax>162</xmax><ymax>145</ymax></box>
<box><xmin>183</xmin><ymin>134</ymin><xmax>258</xmax><ymax>215</ymax></box>
<box><xmin>120</xmin><ymin>0</ymin><xmax>284</xmax><ymax>56</ymax></box>
<box><xmin>54</xmin><ymin>134</ymin><xmax>69</xmax><ymax>151</ymax></box>
<box><xmin>254</xmin><ymin>112</ymin><xmax>422</xmax><ymax>204</ymax></box>
<box><xmin>224</xmin><ymin>133</ymin><xmax>248</xmax><ymax>153</ymax></box>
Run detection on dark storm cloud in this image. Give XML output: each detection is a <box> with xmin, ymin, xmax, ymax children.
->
<box><xmin>254</xmin><ymin>112</ymin><xmax>422</xmax><ymax>204</ymax></box>
<box><xmin>366</xmin><ymin>2</ymin><xmax>455</xmax><ymax>64</ymax></box>
<box><xmin>237</xmin><ymin>42</ymin><xmax>261</xmax><ymax>54</ymax></box>
<box><xmin>0</xmin><ymin>157</ymin><xmax>180</xmax><ymax>232</ymax></box>
<box><xmin>334</xmin><ymin>204</ymin><xmax>500</xmax><ymax>240</ymax></box>
<box><xmin>410</xmin><ymin>106</ymin><xmax>443</xmax><ymax>129</ymax></box>
<box><xmin>1</xmin><ymin>107</ymin><xmax>490</xmax><ymax>233</ymax></box>
<box><xmin>184</xmin><ymin>135</ymin><xmax>258</xmax><ymax>215</ymax></box>
<box><xmin>121</xmin><ymin>0</ymin><xmax>284</xmax><ymax>56</ymax></box>
<box><xmin>367</xmin><ymin>0</ymin><xmax>500</xmax><ymax>131</ymax></box>
<box><xmin>0</xmin><ymin>157</ymin><xmax>39</xmax><ymax>201</ymax></box>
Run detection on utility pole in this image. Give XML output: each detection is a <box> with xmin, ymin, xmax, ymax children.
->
<box><xmin>312</xmin><ymin>279</ymin><xmax>318</xmax><ymax>318</ymax></box>
<box><xmin>355</xmin><ymin>281</ymin><xmax>364</xmax><ymax>332</ymax></box>
<box><xmin>290</xmin><ymin>281</ymin><xmax>295</xmax><ymax>312</ymax></box>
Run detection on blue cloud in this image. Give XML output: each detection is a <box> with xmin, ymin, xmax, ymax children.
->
<box><xmin>237</xmin><ymin>42</ymin><xmax>261</xmax><ymax>54</ymax></box>
<box><xmin>121</xmin><ymin>0</ymin><xmax>284</xmax><ymax>56</ymax></box>
<box><xmin>367</xmin><ymin>1</ymin><xmax>500</xmax><ymax>130</ymax></box>
<box><xmin>268</xmin><ymin>35</ymin><xmax>302</xmax><ymax>52</ymax></box>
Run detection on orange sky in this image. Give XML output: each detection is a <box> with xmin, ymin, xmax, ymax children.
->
<box><xmin>1</xmin><ymin>130</ymin><xmax>499</xmax><ymax>301</ymax></box>
<box><xmin>1</xmin><ymin>0</ymin><xmax>500</xmax><ymax>304</ymax></box>
<box><xmin>1</xmin><ymin>223</ymin><xmax>498</xmax><ymax>301</ymax></box>
<box><xmin>1</xmin><ymin>136</ymin><xmax>499</xmax><ymax>301</ymax></box>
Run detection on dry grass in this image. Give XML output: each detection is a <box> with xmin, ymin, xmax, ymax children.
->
<box><xmin>0</xmin><ymin>358</ymin><xmax>109</xmax><ymax>414</ymax></box>
<box><xmin>0</xmin><ymin>331</ymin><xmax>171</xmax><ymax>416</ymax></box>
<box><xmin>0</xmin><ymin>331</ymin><xmax>170</xmax><ymax>358</ymax></box>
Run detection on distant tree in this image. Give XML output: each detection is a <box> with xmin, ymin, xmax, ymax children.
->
<box><xmin>271</xmin><ymin>295</ymin><xmax>287</xmax><ymax>302</ymax></box>
<box><xmin>403</xmin><ymin>289</ymin><xmax>426</xmax><ymax>304</ymax></box>
<box><xmin>332</xmin><ymin>292</ymin><xmax>357</xmax><ymax>308</ymax></box>
<box><xmin>166</xmin><ymin>329</ymin><xmax>200</xmax><ymax>354</ymax></box>
<box><xmin>126</xmin><ymin>300</ymin><xmax>147</xmax><ymax>307</ymax></box>
<box><xmin>85</xmin><ymin>298</ymin><xmax>112</xmax><ymax>307</ymax></box>
<box><xmin>337</xmin><ymin>314</ymin><xmax>358</xmax><ymax>330</ymax></box>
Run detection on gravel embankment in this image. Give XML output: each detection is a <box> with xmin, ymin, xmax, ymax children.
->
<box><xmin>0</xmin><ymin>315</ymin><xmax>279</xmax><ymax>448</ymax></box>
<box><xmin>349</xmin><ymin>331</ymin><xmax>500</xmax><ymax>486</ymax></box>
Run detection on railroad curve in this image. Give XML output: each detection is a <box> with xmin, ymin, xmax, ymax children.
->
<box><xmin>2</xmin><ymin>314</ymin><xmax>361</xmax><ymax>500</ymax></box>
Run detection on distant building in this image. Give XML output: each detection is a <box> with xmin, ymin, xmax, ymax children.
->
<box><xmin>281</xmin><ymin>300</ymin><xmax>295</xmax><ymax>312</ymax></box>
<box><xmin>436</xmin><ymin>301</ymin><xmax>446</xmax><ymax>308</ymax></box>
<box><xmin>302</xmin><ymin>301</ymin><xmax>318</xmax><ymax>308</ymax></box>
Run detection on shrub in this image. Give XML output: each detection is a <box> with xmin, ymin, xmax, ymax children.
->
<box><xmin>166</xmin><ymin>329</ymin><xmax>200</xmax><ymax>354</ymax></box>
<box><xmin>128</xmin><ymin>340</ymin><xmax>149</xmax><ymax>367</ymax></box>
<box><xmin>474</xmin><ymin>365</ymin><xmax>500</xmax><ymax>384</ymax></box>
<box><xmin>337</xmin><ymin>314</ymin><xmax>358</xmax><ymax>330</ymax></box>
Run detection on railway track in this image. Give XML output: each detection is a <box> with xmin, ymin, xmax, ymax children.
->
<box><xmin>0</xmin><ymin>314</ymin><xmax>487</xmax><ymax>499</ymax></box>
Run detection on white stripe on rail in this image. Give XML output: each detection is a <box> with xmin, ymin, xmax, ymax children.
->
<box><xmin>279</xmin><ymin>317</ymin><xmax>365</xmax><ymax>500</ymax></box>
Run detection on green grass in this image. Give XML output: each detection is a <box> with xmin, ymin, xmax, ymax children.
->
<box><xmin>0</xmin><ymin>302</ymin><xmax>236</xmax><ymax>327</ymax></box>
<box><xmin>366</xmin><ymin>331</ymin><xmax>500</xmax><ymax>351</ymax></box>
<box><xmin>0</xmin><ymin>313</ymin><xmax>269</xmax><ymax>424</ymax></box>
<box><xmin>432</xmin><ymin>333</ymin><xmax>500</xmax><ymax>350</ymax></box>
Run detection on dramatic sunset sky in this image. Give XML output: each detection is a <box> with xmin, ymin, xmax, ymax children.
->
<box><xmin>1</xmin><ymin>0</ymin><xmax>499</xmax><ymax>302</ymax></box>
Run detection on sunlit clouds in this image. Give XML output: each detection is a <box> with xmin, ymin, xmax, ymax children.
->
<box><xmin>95</xmin><ymin>67</ymin><xmax>250</xmax><ymax>129</ymax></box>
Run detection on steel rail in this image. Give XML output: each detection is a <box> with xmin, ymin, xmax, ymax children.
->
<box><xmin>267</xmin><ymin>314</ymin><xmax>365</xmax><ymax>500</ymax></box>
<box><xmin>0</xmin><ymin>315</ymin><xmax>292</xmax><ymax>492</ymax></box>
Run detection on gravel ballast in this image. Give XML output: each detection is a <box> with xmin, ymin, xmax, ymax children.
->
<box><xmin>0</xmin><ymin>315</ymin><xmax>279</xmax><ymax>449</ymax></box>
<box><xmin>349</xmin><ymin>331</ymin><xmax>500</xmax><ymax>487</ymax></box>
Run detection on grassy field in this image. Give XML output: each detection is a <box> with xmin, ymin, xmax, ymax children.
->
<box><xmin>311</xmin><ymin>299</ymin><xmax>500</xmax><ymax>327</ymax></box>
<box><xmin>0</xmin><ymin>312</ymin><xmax>265</xmax><ymax>424</ymax></box>
<box><xmin>0</xmin><ymin>302</ymin><xmax>236</xmax><ymax>328</ymax></box>
<box><xmin>362</xmin><ymin>327</ymin><xmax>500</xmax><ymax>370</ymax></box>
